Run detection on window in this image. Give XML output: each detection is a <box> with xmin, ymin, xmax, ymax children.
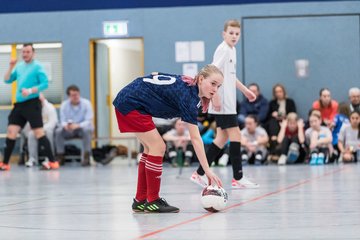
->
<box><xmin>0</xmin><ymin>42</ymin><xmax>63</xmax><ymax>107</ymax></box>
<box><xmin>16</xmin><ymin>43</ymin><xmax>63</xmax><ymax>104</ymax></box>
<box><xmin>0</xmin><ymin>45</ymin><xmax>13</xmax><ymax>106</ymax></box>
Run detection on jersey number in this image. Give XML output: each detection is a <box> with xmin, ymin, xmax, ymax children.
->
<box><xmin>143</xmin><ymin>75</ymin><xmax>176</xmax><ymax>85</ymax></box>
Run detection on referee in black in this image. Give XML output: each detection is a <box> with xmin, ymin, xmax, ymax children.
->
<box><xmin>0</xmin><ymin>43</ymin><xmax>58</xmax><ymax>171</ymax></box>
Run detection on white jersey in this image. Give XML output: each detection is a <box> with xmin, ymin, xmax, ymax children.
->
<box><xmin>208</xmin><ymin>41</ymin><xmax>237</xmax><ymax>115</ymax></box>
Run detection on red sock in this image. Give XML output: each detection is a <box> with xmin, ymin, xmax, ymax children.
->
<box><xmin>135</xmin><ymin>153</ymin><xmax>148</xmax><ymax>202</ymax></box>
<box><xmin>145</xmin><ymin>154</ymin><xmax>163</xmax><ymax>202</ymax></box>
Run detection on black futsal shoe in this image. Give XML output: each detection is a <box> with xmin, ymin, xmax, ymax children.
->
<box><xmin>132</xmin><ymin>198</ymin><xmax>146</xmax><ymax>212</ymax></box>
<box><xmin>144</xmin><ymin>198</ymin><xmax>180</xmax><ymax>213</ymax></box>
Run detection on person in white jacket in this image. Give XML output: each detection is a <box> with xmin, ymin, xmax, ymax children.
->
<box><xmin>21</xmin><ymin>93</ymin><xmax>58</xmax><ymax>167</ymax></box>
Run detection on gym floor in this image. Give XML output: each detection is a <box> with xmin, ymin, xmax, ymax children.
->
<box><xmin>0</xmin><ymin>160</ymin><xmax>359</xmax><ymax>239</ymax></box>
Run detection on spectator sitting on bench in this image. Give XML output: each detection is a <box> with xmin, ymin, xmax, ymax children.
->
<box><xmin>338</xmin><ymin>110</ymin><xmax>360</xmax><ymax>163</ymax></box>
<box><xmin>312</xmin><ymin>88</ymin><xmax>339</xmax><ymax>129</ymax></box>
<box><xmin>348</xmin><ymin>87</ymin><xmax>360</xmax><ymax>113</ymax></box>
<box><xmin>20</xmin><ymin>93</ymin><xmax>58</xmax><ymax>167</ymax></box>
<box><xmin>276</xmin><ymin>112</ymin><xmax>305</xmax><ymax>165</ymax></box>
<box><xmin>305</xmin><ymin>112</ymin><xmax>333</xmax><ymax>165</ymax></box>
<box><xmin>55</xmin><ymin>85</ymin><xmax>94</xmax><ymax>166</ymax></box>
<box><xmin>240</xmin><ymin>115</ymin><xmax>269</xmax><ymax>165</ymax></box>
<box><xmin>238</xmin><ymin>83</ymin><xmax>269</xmax><ymax>128</ymax></box>
<box><xmin>162</xmin><ymin>119</ymin><xmax>194</xmax><ymax>167</ymax></box>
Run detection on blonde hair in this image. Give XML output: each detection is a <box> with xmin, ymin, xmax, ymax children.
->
<box><xmin>182</xmin><ymin>64</ymin><xmax>223</xmax><ymax>113</ymax></box>
<box><xmin>224</xmin><ymin>19</ymin><xmax>241</xmax><ymax>31</ymax></box>
<box><xmin>287</xmin><ymin>112</ymin><xmax>298</xmax><ymax>121</ymax></box>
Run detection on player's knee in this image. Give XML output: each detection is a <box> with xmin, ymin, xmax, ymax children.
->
<box><xmin>7</xmin><ymin>127</ymin><xmax>19</xmax><ymax>139</ymax></box>
<box><xmin>229</xmin><ymin>136</ymin><xmax>241</xmax><ymax>142</ymax></box>
<box><xmin>214</xmin><ymin>136</ymin><xmax>228</xmax><ymax>147</ymax></box>
<box><xmin>221</xmin><ymin>132</ymin><xmax>230</xmax><ymax>141</ymax></box>
<box><xmin>33</xmin><ymin>129</ymin><xmax>45</xmax><ymax>138</ymax></box>
<box><xmin>221</xmin><ymin>135</ymin><xmax>230</xmax><ymax>143</ymax></box>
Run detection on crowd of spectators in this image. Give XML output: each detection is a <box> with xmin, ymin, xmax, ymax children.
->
<box><xmin>161</xmin><ymin>85</ymin><xmax>359</xmax><ymax>167</ymax></box>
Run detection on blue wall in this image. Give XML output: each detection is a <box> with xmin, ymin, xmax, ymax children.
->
<box><xmin>242</xmin><ymin>15</ymin><xmax>360</xmax><ymax>117</ymax></box>
<box><xmin>0</xmin><ymin>1</ymin><xmax>359</xmax><ymax>129</ymax></box>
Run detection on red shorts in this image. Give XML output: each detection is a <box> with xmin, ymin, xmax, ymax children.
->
<box><xmin>115</xmin><ymin>108</ymin><xmax>156</xmax><ymax>133</ymax></box>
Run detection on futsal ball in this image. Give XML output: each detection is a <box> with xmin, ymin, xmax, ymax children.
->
<box><xmin>201</xmin><ymin>185</ymin><xmax>228</xmax><ymax>212</ymax></box>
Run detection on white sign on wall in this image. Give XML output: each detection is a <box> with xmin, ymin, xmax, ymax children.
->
<box><xmin>182</xmin><ymin>63</ymin><xmax>198</xmax><ymax>78</ymax></box>
<box><xmin>295</xmin><ymin>59</ymin><xmax>309</xmax><ymax>78</ymax></box>
<box><xmin>190</xmin><ymin>41</ymin><xmax>205</xmax><ymax>62</ymax></box>
<box><xmin>175</xmin><ymin>41</ymin><xmax>205</xmax><ymax>62</ymax></box>
<box><xmin>175</xmin><ymin>41</ymin><xmax>190</xmax><ymax>62</ymax></box>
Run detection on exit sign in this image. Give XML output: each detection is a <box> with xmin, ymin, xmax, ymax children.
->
<box><xmin>103</xmin><ymin>21</ymin><xmax>128</xmax><ymax>37</ymax></box>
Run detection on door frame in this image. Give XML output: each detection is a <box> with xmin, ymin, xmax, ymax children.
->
<box><xmin>89</xmin><ymin>38</ymin><xmax>144</xmax><ymax>140</ymax></box>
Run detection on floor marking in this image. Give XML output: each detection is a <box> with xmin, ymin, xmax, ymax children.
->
<box><xmin>136</xmin><ymin>166</ymin><xmax>347</xmax><ymax>239</ymax></box>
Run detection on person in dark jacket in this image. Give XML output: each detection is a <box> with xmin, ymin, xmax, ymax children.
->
<box><xmin>266</xmin><ymin>83</ymin><xmax>297</xmax><ymax>159</ymax></box>
<box><xmin>238</xmin><ymin>83</ymin><xmax>269</xmax><ymax>128</ymax></box>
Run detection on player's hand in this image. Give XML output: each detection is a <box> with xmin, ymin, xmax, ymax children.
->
<box><xmin>21</xmin><ymin>88</ymin><xmax>30</xmax><ymax>97</ymax></box>
<box><xmin>64</xmin><ymin>125</ymin><xmax>71</xmax><ymax>131</ymax></box>
<box><xmin>280</xmin><ymin>119</ymin><xmax>288</xmax><ymax>129</ymax></box>
<box><xmin>205</xmin><ymin>169</ymin><xmax>222</xmax><ymax>187</ymax></box>
<box><xmin>244</xmin><ymin>89</ymin><xmax>256</xmax><ymax>102</ymax></box>
<box><xmin>272</xmin><ymin>111</ymin><xmax>278</xmax><ymax>118</ymax></box>
<box><xmin>297</xmin><ymin>119</ymin><xmax>304</xmax><ymax>129</ymax></box>
<box><xmin>248</xmin><ymin>144</ymin><xmax>256</xmax><ymax>153</ymax></box>
<box><xmin>9</xmin><ymin>59</ymin><xmax>17</xmax><ymax>68</ymax></box>
<box><xmin>211</xmin><ymin>94</ymin><xmax>221</xmax><ymax>112</ymax></box>
<box><xmin>328</xmin><ymin>121</ymin><xmax>335</xmax><ymax>130</ymax></box>
<box><xmin>69</xmin><ymin>123</ymin><xmax>80</xmax><ymax>130</ymax></box>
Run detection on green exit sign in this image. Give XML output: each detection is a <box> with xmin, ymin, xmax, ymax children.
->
<box><xmin>103</xmin><ymin>21</ymin><xmax>128</xmax><ymax>37</ymax></box>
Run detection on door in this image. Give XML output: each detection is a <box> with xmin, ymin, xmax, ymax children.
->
<box><xmin>94</xmin><ymin>38</ymin><xmax>144</xmax><ymax>147</ymax></box>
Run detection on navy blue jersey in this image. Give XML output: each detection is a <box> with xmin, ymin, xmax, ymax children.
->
<box><xmin>113</xmin><ymin>73</ymin><xmax>200</xmax><ymax>125</ymax></box>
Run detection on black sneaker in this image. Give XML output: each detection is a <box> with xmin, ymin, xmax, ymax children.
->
<box><xmin>132</xmin><ymin>199</ymin><xmax>146</xmax><ymax>212</ymax></box>
<box><xmin>144</xmin><ymin>198</ymin><xmax>179</xmax><ymax>213</ymax></box>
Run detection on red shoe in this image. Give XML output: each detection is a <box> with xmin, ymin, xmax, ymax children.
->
<box><xmin>49</xmin><ymin>161</ymin><xmax>60</xmax><ymax>169</ymax></box>
<box><xmin>41</xmin><ymin>160</ymin><xmax>60</xmax><ymax>170</ymax></box>
<box><xmin>0</xmin><ymin>162</ymin><xmax>11</xmax><ymax>171</ymax></box>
